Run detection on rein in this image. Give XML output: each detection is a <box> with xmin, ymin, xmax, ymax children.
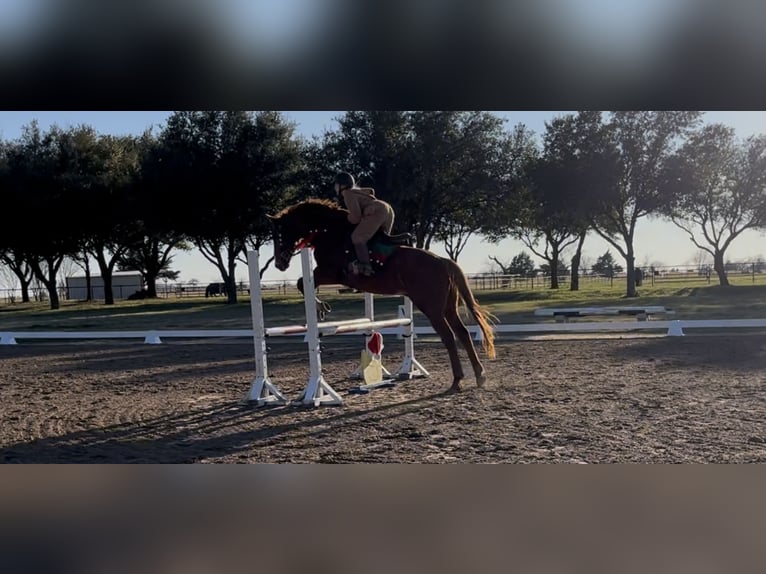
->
<box><xmin>280</xmin><ymin>226</ymin><xmax>328</xmax><ymax>261</ymax></box>
<box><xmin>294</xmin><ymin>233</ymin><xmax>317</xmax><ymax>251</ymax></box>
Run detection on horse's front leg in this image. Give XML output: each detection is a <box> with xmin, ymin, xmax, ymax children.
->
<box><xmin>296</xmin><ymin>267</ymin><xmax>339</xmax><ymax>321</ymax></box>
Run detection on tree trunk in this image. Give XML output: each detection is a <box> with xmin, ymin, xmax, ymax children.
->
<box><xmin>45</xmin><ymin>275</ymin><xmax>60</xmax><ymax>310</ymax></box>
<box><xmin>4</xmin><ymin>257</ymin><xmax>33</xmax><ymax>302</ymax></box>
<box><xmin>102</xmin><ymin>272</ymin><xmax>115</xmax><ymax>304</ymax></box>
<box><xmin>20</xmin><ymin>283</ymin><xmax>30</xmax><ymax>303</ymax></box>
<box><xmin>143</xmin><ymin>241</ymin><xmax>163</xmax><ymax>298</ymax></box>
<box><xmin>73</xmin><ymin>253</ymin><xmax>92</xmax><ymax>301</ymax></box>
<box><xmin>625</xmin><ymin>252</ymin><xmax>637</xmax><ymax>297</ymax></box>
<box><xmin>145</xmin><ymin>275</ymin><xmax>158</xmax><ymax>298</ymax></box>
<box><xmin>226</xmin><ymin>246</ymin><xmax>238</xmax><ymax>304</ymax></box>
<box><xmin>95</xmin><ymin>252</ymin><xmax>117</xmax><ymax>305</ymax></box>
<box><xmin>489</xmin><ymin>255</ymin><xmax>511</xmax><ymax>275</ymax></box>
<box><xmin>143</xmin><ymin>257</ymin><xmax>160</xmax><ymax>298</ymax></box>
<box><xmin>570</xmin><ymin>231</ymin><xmax>587</xmax><ymax>291</ymax></box>
<box><xmin>713</xmin><ymin>250</ymin><xmax>729</xmax><ymax>286</ymax></box>
<box><xmin>84</xmin><ymin>259</ymin><xmax>92</xmax><ymax>302</ymax></box>
<box><xmin>29</xmin><ymin>257</ymin><xmax>61</xmax><ymax>310</ymax></box>
<box><xmin>11</xmin><ymin>266</ymin><xmax>32</xmax><ymax>303</ymax></box>
<box><xmin>226</xmin><ymin>277</ymin><xmax>238</xmax><ymax>304</ymax></box>
<box><xmin>549</xmin><ymin>250</ymin><xmax>560</xmax><ymax>289</ymax></box>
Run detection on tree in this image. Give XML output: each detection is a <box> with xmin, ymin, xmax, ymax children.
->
<box><xmin>537</xmin><ymin>112</ymin><xmax>616</xmax><ymax>291</ymax></box>
<box><xmin>505</xmin><ymin>166</ymin><xmax>580</xmax><ymax>289</ymax></box>
<box><xmin>589</xmin><ymin>111</ymin><xmax>702</xmax><ymax>297</ymax></box>
<box><xmin>156</xmin><ymin>111</ymin><xmax>244</xmax><ymax>303</ymax></box>
<box><xmin>3</xmin><ymin>122</ymin><xmax>83</xmax><ymax>309</ymax></box>
<box><xmin>62</xmin><ymin>129</ymin><xmax>142</xmax><ymax>305</ymax></box>
<box><xmin>489</xmin><ymin>251</ymin><xmax>536</xmax><ymax>277</ymax></box>
<box><xmin>70</xmin><ymin>254</ymin><xmax>94</xmax><ymax>301</ymax></box>
<box><xmin>56</xmin><ymin>257</ymin><xmax>80</xmax><ymax>301</ymax></box>
<box><xmin>540</xmin><ymin>260</ymin><xmax>569</xmax><ymax>278</ymax></box>
<box><xmin>0</xmin><ymin>143</ymin><xmax>34</xmax><ymax>302</ymax></box>
<box><xmin>54</xmin><ymin>127</ymin><xmax>104</xmax><ymax>303</ymax></box>
<box><xmin>405</xmin><ymin>111</ymin><xmax>509</xmax><ymax>250</ymax></box>
<box><xmin>0</xmin><ymin>251</ymin><xmax>34</xmax><ymax>303</ymax></box>
<box><xmin>509</xmin><ymin>252</ymin><xmax>536</xmax><ymax>276</ymax></box>
<box><xmin>592</xmin><ymin>250</ymin><xmax>624</xmax><ymax>278</ymax></box>
<box><xmin>482</xmin><ymin>119</ymin><xmax>588</xmax><ymax>289</ymax></box>
<box><xmin>660</xmin><ymin>124</ymin><xmax>766</xmax><ymax>286</ymax></box>
<box><xmin>437</xmin><ymin>122</ymin><xmax>532</xmax><ymax>262</ymax></box>
<box><xmin>241</xmin><ymin>111</ymin><xmax>304</xmax><ymax>262</ymax></box>
<box><xmin>318</xmin><ymin>111</ymin><xmax>514</xmax><ymax>255</ymax></box>
<box><xmin>318</xmin><ymin>111</ymin><xmax>411</xmax><ymax>206</ymax></box>
<box><xmin>124</xmin><ymin>131</ymin><xmax>192</xmax><ymax>298</ymax></box>
<box><xmin>116</xmin><ymin>241</ymin><xmax>188</xmax><ymax>297</ymax></box>
<box><xmin>155</xmin><ymin>111</ymin><xmax>302</xmax><ymax>303</ymax></box>
<box><xmin>0</xmin><ymin>262</ymin><xmax>20</xmax><ymax>303</ymax></box>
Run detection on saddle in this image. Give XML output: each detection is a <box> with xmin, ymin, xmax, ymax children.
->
<box><xmin>344</xmin><ymin>231</ymin><xmax>413</xmax><ymax>274</ymax></box>
<box><xmin>382</xmin><ymin>232</ymin><xmax>413</xmax><ymax>247</ymax></box>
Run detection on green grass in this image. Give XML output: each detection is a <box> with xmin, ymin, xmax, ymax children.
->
<box><xmin>2</xmin><ymin>280</ymin><xmax>766</xmax><ymax>331</ymax></box>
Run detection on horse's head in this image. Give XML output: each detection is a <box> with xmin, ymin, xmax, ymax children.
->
<box><xmin>268</xmin><ymin>199</ymin><xmax>347</xmax><ymax>271</ymax></box>
<box><xmin>268</xmin><ymin>212</ymin><xmax>300</xmax><ymax>271</ymax></box>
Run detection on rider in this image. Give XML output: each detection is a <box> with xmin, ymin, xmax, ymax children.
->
<box><xmin>334</xmin><ymin>172</ymin><xmax>395</xmax><ymax>277</ymax></box>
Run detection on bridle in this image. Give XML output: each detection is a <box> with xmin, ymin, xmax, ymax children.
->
<box><xmin>276</xmin><ymin>227</ymin><xmax>326</xmax><ymax>263</ymax></box>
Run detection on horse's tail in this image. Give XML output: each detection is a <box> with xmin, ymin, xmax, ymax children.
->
<box><xmin>446</xmin><ymin>259</ymin><xmax>497</xmax><ymax>359</ymax></box>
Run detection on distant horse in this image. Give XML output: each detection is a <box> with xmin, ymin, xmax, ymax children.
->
<box><xmin>268</xmin><ymin>199</ymin><xmax>496</xmax><ymax>392</ymax></box>
<box><xmin>205</xmin><ymin>282</ymin><xmax>227</xmax><ymax>298</ymax></box>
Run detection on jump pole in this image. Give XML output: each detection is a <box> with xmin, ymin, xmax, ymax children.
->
<box><xmin>245</xmin><ymin>250</ymin><xmax>289</xmax><ymax>406</ymax></box>
<box><xmin>265</xmin><ymin>317</ymin><xmax>372</xmax><ymax>337</ymax></box>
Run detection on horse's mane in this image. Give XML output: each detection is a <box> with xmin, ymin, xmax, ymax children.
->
<box><xmin>273</xmin><ymin>198</ymin><xmax>347</xmax><ymax>219</ymax></box>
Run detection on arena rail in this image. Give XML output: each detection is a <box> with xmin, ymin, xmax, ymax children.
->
<box><xmin>5</xmin><ymin>318</ymin><xmax>766</xmax><ymax>347</ymax></box>
<box><xmin>7</xmin><ymin>317</ymin><xmax>766</xmax><ymax>347</ymax></box>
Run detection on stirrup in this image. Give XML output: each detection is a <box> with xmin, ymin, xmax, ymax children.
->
<box><xmin>351</xmin><ymin>261</ymin><xmax>375</xmax><ymax>277</ymax></box>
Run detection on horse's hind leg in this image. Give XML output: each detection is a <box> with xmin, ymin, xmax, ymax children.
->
<box><xmin>420</xmin><ymin>309</ymin><xmax>464</xmax><ymax>392</ymax></box>
<box><xmin>446</xmin><ymin>305</ymin><xmax>486</xmax><ymax>388</ymax></box>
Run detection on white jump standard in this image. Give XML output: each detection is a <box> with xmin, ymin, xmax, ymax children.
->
<box><xmin>246</xmin><ymin>250</ymin><xmax>289</xmax><ymax>406</ymax></box>
<box><xmin>245</xmin><ymin>249</ymin><xmax>428</xmax><ymax>407</ymax></box>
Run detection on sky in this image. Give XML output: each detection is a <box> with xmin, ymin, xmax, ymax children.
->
<box><xmin>1</xmin><ymin>110</ymin><xmax>766</xmax><ymax>285</ymax></box>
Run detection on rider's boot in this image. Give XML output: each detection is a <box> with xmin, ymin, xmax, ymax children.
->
<box><xmin>352</xmin><ymin>242</ymin><xmax>375</xmax><ymax>276</ymax></box>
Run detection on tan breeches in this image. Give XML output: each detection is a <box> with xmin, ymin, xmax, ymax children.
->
<box><xmin>350</xmin><ymin>201</ymin><xmax>394</xmax><ymax>243</ymax></box>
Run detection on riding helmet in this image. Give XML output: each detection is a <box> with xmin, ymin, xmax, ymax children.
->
<box><xmin>334</xmin><ymin>172</ymin><xmax>356</xmax><ymax>190</ymax></box>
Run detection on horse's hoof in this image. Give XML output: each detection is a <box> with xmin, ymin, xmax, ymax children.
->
<box><xmin>448</xmin><ymin>384</ymin><xmax>462</xmax><ymax>393</ymax></box>
<box><xmin>476</xmin><ymin>374</ymin><xmax>487</xmax><ymax>388</ymax></box>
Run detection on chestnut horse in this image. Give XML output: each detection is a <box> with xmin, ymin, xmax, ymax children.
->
<box><xmin>268</xmin><ymin>199</ymin><xmax>496</xmax><ymax>392</ymax></box>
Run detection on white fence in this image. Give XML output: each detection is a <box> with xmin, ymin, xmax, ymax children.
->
<box><xmin>4</xmin><ymin>318</ymin><xmax>766</xmax><ymax>345</ymax></box>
